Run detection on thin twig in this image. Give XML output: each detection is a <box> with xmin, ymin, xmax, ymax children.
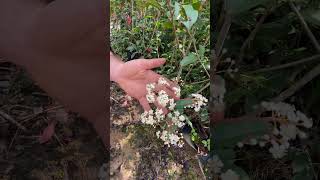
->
<box><xmin>212</xmin><ymin>12</ymin><xmax>231</xmax><ymax>76</ymax></box>
<box><xmin>189</xmin><ymin>79</ymin><xmax>210</xmax><ymax>85</ymax></box>
<box><xmin>272</xmin><ymin>63</ymin><xmax>320</xmax><ymax>102</ymax></box>
<box><xmin>188</xmin><ymin>30</ymin><xmax>210</xmax><ymax>78</ymax></box>
<box><xmin>214</xmin><ymin>13</ymin><xmax>231</xmax><ymax>58</ymax></box>
<box><xmin>8</xmin><ymin>129</ymin><xmax>19</xmax><ymax>153</ymax></box>
<box><xmin>0</xmin><ymin>110</ymin><xmax>27</xmax><ymax>132</ymax></box>
<box><xmin>239</xmin><ymin>6</ymin><xmax>275</xmax><ymax>62</ymax></box>
<box><xmin>196</xmin><ymin>82</ymin><xmax>210</xmax><ymax>94</ymax></box>
<box><xmin>289</xmin><ymin>0</ymin><xmax>320</xmax><ymax>53</ymax></box>
<box><xmin>249</xmin><ymin>54</ymin><xmax>320</xmax><ymax>73</ymax></box>
<box><xmin>270</xmin><ymin>0</ymin><xmax>320</xmax><ymax>102</ymax></box>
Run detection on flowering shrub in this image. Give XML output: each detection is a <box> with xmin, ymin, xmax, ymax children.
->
<box><xmin>111</xmin><ymin>0</ymin><xmax>210</xmax><ymax>155</ymax></box>
<box><xmin>210</xmin><ymin>0</ymin><xmax>320</xmax><ymax>179</ymax></box>
<box><xmin>140</xmin><ymin>77</ymin><xmax>208</xmax><ymax>147</ymax></box>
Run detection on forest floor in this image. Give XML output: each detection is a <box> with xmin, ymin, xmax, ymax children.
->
<box><xmin>0</xmin><ymin>63</ymin><xmax>107</xmax><ymax>180</ymax></box>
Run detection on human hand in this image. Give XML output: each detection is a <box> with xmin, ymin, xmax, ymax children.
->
<box><xmin>0</xmin><ymin>0</ymin><xmax>107</xmax><ymax>146</ymax></box>
<box><xmin>112</xmin><ymin>58</ymin><xmax>179</xmax><ymax>113</ymax></box>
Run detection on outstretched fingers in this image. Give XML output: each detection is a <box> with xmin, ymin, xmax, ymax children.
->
<box><xmin>139</xmin><ymin>97</ymin><xmax>151</xmax><ymax>112</ymax></box>
<box><xmin>138</xmin><ymin>58</ymin><xmax>166</xmax><ymax>70</ymax></box>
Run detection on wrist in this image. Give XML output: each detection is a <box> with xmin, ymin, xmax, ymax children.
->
<box><xmin>110</xmin><ymin>52</ymin><xmax>124</xmax><ymax>83</ymax></box>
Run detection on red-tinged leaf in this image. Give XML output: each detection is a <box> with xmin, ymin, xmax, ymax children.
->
<box><xmin>126</xmin><ymin>15</ymin><xmax>132</xmax><ymax>26</ymax></box>
<box><xmin>39</xmin><ymin>121</ymin><xmax>56</xmax><ymax>144</ymax></box>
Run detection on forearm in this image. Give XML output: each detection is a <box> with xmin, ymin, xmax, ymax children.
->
<box><xmin>110</xmin><ymin>51</ymin><xmax>124</xmax><ymax>82</ymax></box>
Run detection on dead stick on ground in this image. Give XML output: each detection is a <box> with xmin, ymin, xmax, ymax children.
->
<box><xmin>0</xmin><ymin>110</ymin><xmax>27</xmax><ymax>132</ymax></box>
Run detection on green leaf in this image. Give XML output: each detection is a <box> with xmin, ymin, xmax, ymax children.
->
<box><xmin>175</xmin><ymin>99</ymin><xmax>193</xmax><ymax>109</ymax></box>
<box><xmin>304</xmin><ymin>8</ymin><xmax>320</xmax><ymax>27</ymax></box>
<box><xmin>199</xmin><ymin>45</ymin><xmax>205</xmax><ymax>58</ymax></box>
<box><xmin>180</xmin><ymin>53</ymin><xmax>197</xmax><ymax>67</ymax></box>
<box><xmin>192</xmin><ymin>2</ymin><xmax>201</xmax><ymax>11</ymax></box>
<box><xmin>212</xmin><ymin>119</ymin><xmax>271</xmax><ymax>148</ymax></box>
<box><xmin>162</xmin><ymin>21</ymin><xmax>173</xmax><ymax>29</ymax></box>
<box><xmin>292</xmin><ymin>153</ymin><xmax>310</xmax><ymax>174</ymax></box>
<box><xmin>146</xmin><ymin>0</ymin><xmax>162</xmax><ymax>10</ymax></box>
<box><xmin>174</xmin><ymin>2</ymin><xmax>181</xmax><ymax>20</ymax></box>
<box><xmin>226</xmin><ymin>0</ymin><xmax>269</xmax><ymax>14</ymax></box>
<box><xmin>182</xmin><ymin>4</ymin><xmax>199</xmax><ymax>30</ymax></box>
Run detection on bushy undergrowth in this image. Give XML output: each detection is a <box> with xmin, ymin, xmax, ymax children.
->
<box><xmin>210</xmin><ymin>0</ymin><xmax>320</xmax><ymax>179</ymax></box>
<box><xmin>111</xmin><ymin>0</ymin><xmax>210</xmax><ymax>153</ymax></box>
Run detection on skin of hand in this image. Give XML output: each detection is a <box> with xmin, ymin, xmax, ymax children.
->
<box><xmin>0</xmin><ymin>0</ymin><xmax>108</xmax><ymax>147</ymax></box>
<box><xmin>110</xmin><ymin>52</ymin><xmax>179</xmax><ymax>113</ymax></box>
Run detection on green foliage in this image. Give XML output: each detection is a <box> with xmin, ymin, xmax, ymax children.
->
<box><xmin>212</xmin><ymin>119</ymin><xmax>271</xmax><ymax>148</ymax></box>
<box><xmin>111</xmin><ymin>0</ymin><xmax>210</xmax><ymax>155</ymax></box>
<box><xmin>210</xmin><ymin>0</ymin><xmax>320</xmax><ymax>179</ymax></box>
<box><xmin>180</xmin><ymin>52</ymin><xmax>197</xmax><ymax>66</ymax></box>
<box><xmin>111</xmin><ymin>0</ymin><xmax>210</xmax><ymax>98</ymax></box>
<box><xmin>175</xmin><ymin>99</ymin><xmax>193</xmax><ymax>110</ymax></box>
<box><xmin>226</xmin><ymin>0</ymin><xmax>269</xmax><ymax>14</ymax></box>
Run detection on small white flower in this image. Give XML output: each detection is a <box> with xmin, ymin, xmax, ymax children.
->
<box><xmin>269</xmin><ymin>142</ymin><xmax>287</xmax><ymax>159</ymax></box>
<box><xmin>179</xmin><ymin>115</ymin><xmax>185</xmax><ymax>121</ymax></box>
<box><xmin>158</xmin><ymin>77</ymin><xmax>170</xmax><ymax>86</ymax></box>
<box><xmin>169</xmin><ymin>111</ymin><xmax>186</xmax><ymax>128</ymax></box>
<box><xmin>237</xmin><ymin>142</ymin><xmax>244</xmax><ymax>148</ymax></box>
<box><xmin>280</xmin><ymin>124</ymin><xmax>297</xmax><ymax>140</ymax></box>
<box><xmin>187</xmin><ymin>93</ymin><xmax>208</xmax><ymax>112</ymax></box>
<box><xmin>259</xmin><ymin>141</ymin><xmax>266</xmax><ymax>147</ymax></box>
<box><xmin>173</xmin><ymin>86</ymin><xmax>181</xmax><ymax>97</ymax></box>
<box><xmin>157</xmin><ymin>90</ymin><xmax>170</xmax><ymax>107</ymax></box>
<box><xmin>146</xmin><ymin>83</ymin><xmax>156</xmax><ymax>93</ymax></box>
<box><xmin>221</xmin><ymin>169</ymin><xmax>240</xmax><ymax>180</ymax></box>
<box><xmin>157</xmin><ymin>130</ymin><xmax>184</xmax><ymax>147</ymax></box>
<box><xmin>177</xmin><ymin>140</ymin><xmax>184</xmax><ymax>148</ymax></box>
<box><xmin>168</xmin><ymin>99</ymin><xmax>176</xmax><ymax>110</ymax></box>
<box><xmin>140</xmin><ymin>110</ymin><xmax>157</xmax><ymax>125</ymax></box>
<box><xmin>249</xmin><ymin>138</ymin><xmax>257</xmax><ymax>145</ymax></box>
<box><xmin>262</xmin><ymin>134</ymin><xmax>270</xmax><ymax>140</ymax></box>
<box><xmin>298</xmin><ymin>130</ymin><xmax>307</xmax><ymax>139</ymax></box>
<box><xmin>155</xmin><ymin>108</ymin><xmax>164</xmax><ymax>122</ymax></box>
<box><xmin>156</xmin><ymin>131</ymin><xmax>161</xmax><ymax>138</ymax></box>
<box><xmin>146</xmin><ymin>93</ymin><xmax>156</xmax><ymax>103</ymax></box>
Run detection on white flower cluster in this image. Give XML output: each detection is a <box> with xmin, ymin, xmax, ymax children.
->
<box><xmin>156</xmin><ymin>130</ymin><xmax>184</xmax><ymax>148</ymax></box>
<box><xmin>140</xmin><ymin>77</ymin><xmax>207</xmax><ymax>148</ymax></box>
<box><xmin>237</xmin><ymin>101</ymin><xmax>313</xmax><ymax>159</ymax></box>
<box><xmin>141</xmin><ymin>109</ymin><xmax>164</xmax><ymax>125</ymax></box>
<box><xmin>168</xmin><ymin>111</ymin><xmax>186</xmax><ymax>128</ymax></box>
<box><xmin>261</xmin><ymin>101</ymin><xmax>313</xmax><ymax>128</ymax></box>
<box><xmin>145</xmin><ymin>78</ymin><xmax>177</xmax><ymax>110</ymax></box>
<box><xmin>185</xmin><ymin>94</ymin><xmax>208</xmax><ymax>112</ymax></box>
<box><xmin>210</xmin><ymin>155</ymin><xmax>240</xmax><ymax>180</ymax></box>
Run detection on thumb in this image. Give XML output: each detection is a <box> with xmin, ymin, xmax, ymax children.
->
<box><xmin>139</xmin><ymin>58</ymin><xmax>166</xmax><ymax>70</ymax></box>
